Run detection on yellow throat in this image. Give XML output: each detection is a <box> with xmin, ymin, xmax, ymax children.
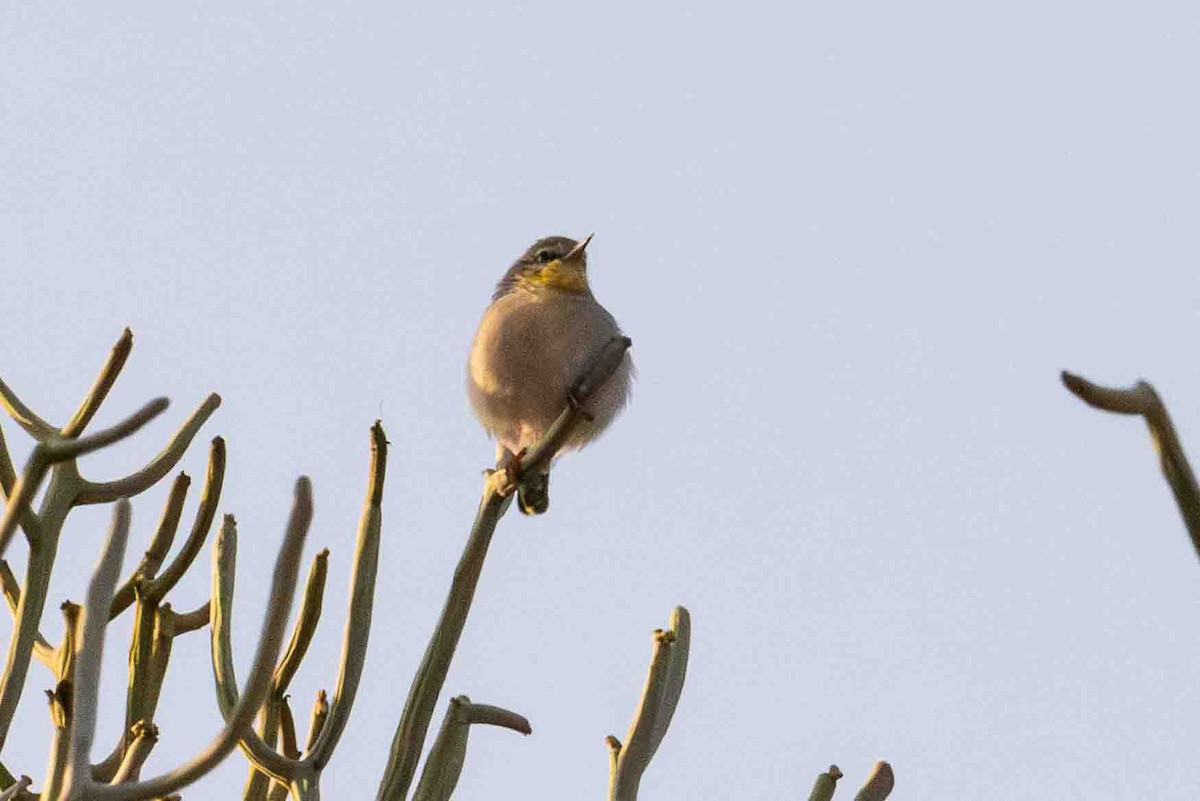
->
<box><xmin>519</xmin><ymin>258</ymin><xmax>589</xmax><ymax>294</ymax></box>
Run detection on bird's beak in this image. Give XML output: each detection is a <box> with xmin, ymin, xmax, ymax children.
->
<box><xmin>563</xmin><ymin>233</ymin><xmax>594</xmax><ymax>263</ymax></box>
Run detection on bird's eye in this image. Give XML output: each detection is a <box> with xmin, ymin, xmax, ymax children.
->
<box><xmin>535</xmin><ymin>249</ymin><xmax>555</xmax><ymax>264</ymax></box>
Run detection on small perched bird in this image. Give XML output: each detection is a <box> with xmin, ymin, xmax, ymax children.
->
<box><xmin>467</xmin><ymin>234</ymin><xmax>633</xmax><ymax>514</ymax></box>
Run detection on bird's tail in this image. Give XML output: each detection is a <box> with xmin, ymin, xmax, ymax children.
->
<box><xmin>518</xmin><ymin>471</ymin><xmax>550</xmax><ymax>515</ymax></box>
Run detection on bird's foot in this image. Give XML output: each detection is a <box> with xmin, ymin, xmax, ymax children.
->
<box><xmin>485</xmin><ymin>448</ymin><xmax>528</xmax><ymax>497</ymax></box>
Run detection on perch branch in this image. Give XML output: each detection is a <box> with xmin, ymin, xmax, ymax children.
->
<box><xmin>376</xmin><ymin>336</ymin><xmax>631</xmax><ymax>801</ymax></box>
<box><xmin>1062</xmin><ymin>371</ymin><xmax>1200</xmax><ymax>559</ymax></box>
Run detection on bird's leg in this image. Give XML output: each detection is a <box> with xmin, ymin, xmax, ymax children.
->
<box><xmin>503</xmin><ymin>447</ymin><xmax>527</xmax><ymax>479</ymax></box>
<box><xmin>566</xmin><ymin>386</ymin><xmax>595</xmax><ymax>422</ymax></box>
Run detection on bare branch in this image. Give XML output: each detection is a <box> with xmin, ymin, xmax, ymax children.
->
<box><xmin>148</xmin><ymin>437</ymin><xmax>226</xmax><ymax>601</ymax></box>
<box><xmin>611</xmin><ymin>630</ymin><xmax>674</xmax><ymax>801</ymax></box>
<box><xmin>309</xmin><ymin>421</ymin><xmax>387</xmax><ymax>769</ymax></box>
<box><xmin>62</xmin><ymin>500</ymin><xmax>133</xmax><ymax>795</ymax></box>
<box><xmin>273</xmin><ymin>550</ymin><xmax>329</xmax><ymax>696</ymax></box>
<box><xmin>305</xmin><ymin>691</ymin><xmax>328</xmax><ymax>756</ymax></box>
<box><xmin>0</xmin><ymin>561</ymin><xmax>53</xmax><ymax>668</ymax></box>
<box><xmin>0</xmin><ymin>425</ymin><xmax>42</xmax><ymax>544</ymax></box>
<box><xmin>0</xmin><ymin>774</ymin><xmax>31</xmax><ymax>801</ymax></box>
<box><xmin>853</xmin><ymin>761</ymin><xmax>894</xmax><ymax>801</ymax></box>
<box><xmin>110</xmin><ymin>722</ymin><xmax>158</xmax><ymax>785</ymax></box>
<box><xmin>609</xmin><ymin>606</ymin><xmax>691</xmax><ymax>801</ymax></box>
<box><xmin>278</xmin><ymin>696</ymin><xmax>300</xmax><ymax>760</ymax></box>
<box><xmin>808</xmin><ymin>765</ymin><xmax>843</xmax><ymax>801</ymax></box>
<box><xmin>1063</xmin><ymin>371</ymin><xmax>1200</xmax><ymax>559</ymax></box>
<box><xmin>412</xmin><ymin>696</ymin><xmax>530</xmax><ymax>801</ymax></box>
<box><xmin>0</xmin><ymin>376</ymin><xmax>56</xmax><ymax>440</ymax></box>
<box><xmin>42</xmin><ymin>398</ymin><xmax>171</xmax><ymax>462</ymax></box>
<box><xmin>90</xmin><ymin>477</ymin><xmax>311</xmax><ymax>801</ymax></box>
<box><xmin>61</xmin><ymin>328</ymin><xmax>134</xmax><ymax>439</ymax></box>
<box><xmin>111</xmin><ymin>473</ymin><xmax>191</xmax><ymax>619</ymax></box>
<box><xmin>209</xmin><ymin>517</ymin><xmax>296</xmax><ymax>784</ymax></box>
<box><xmin>75</xmin><ymin>395</ymin><xmax>219</xmax><ymax>506</ymax></box>
<box><xmin>0</xmin><ymin>451</ymin><xmax>49</xmax><ymax>557</ymax></box>
<box><xmin>168</xmin><ymin>602</ymin><xmax>210</xmax><ymax>636</ymax></box>
<box><xmin>646</xmin><ymin>607</ymin><xmax>689</xmax><ymax>765</ymax></box>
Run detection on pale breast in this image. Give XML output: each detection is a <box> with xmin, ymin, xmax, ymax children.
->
<box><xmin>468</xmin><ymin>288</ymin><xmax>630</xmax><ymax>453</ymax></box>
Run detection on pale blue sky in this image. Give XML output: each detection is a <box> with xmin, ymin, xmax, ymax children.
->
<box><xmin>3</xmin><ymin>3</ymin><xmax>1200</xmax><ymax>798</ymax></box>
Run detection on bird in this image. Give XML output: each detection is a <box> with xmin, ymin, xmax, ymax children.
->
<box><xmin>467</xmin><ymin>234</ymin><xmax>633</xmax><ymax>515</ymax></box>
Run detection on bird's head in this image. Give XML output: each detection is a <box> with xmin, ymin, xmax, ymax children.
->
<box><xmin>494</xmin><ymin>234</ymin><xmax>594</xmax><ymax>299</ymax></box>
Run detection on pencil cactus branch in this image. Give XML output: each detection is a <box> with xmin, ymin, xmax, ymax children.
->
<box><xmin>0</xmin><ymin>562</ymin><xmax>53</xmax><ymax>668</ymax></box>
<box><xmin>0</xmin><ymin>774</ymin><xmax>30</xmax><ymax>801</ymax></box>
<box><xmin>148</xmin><ymin>437</ymin><xmax>226</xmax><ymax>602</ymax></box>
<box><xmin>75</xmin><ymin>394</ymin><xmax>220</xmax><ymax>506</ymax></box>
<box><xmin>229</xmin><ymin>423</ymin><xmax>388</xmax><ymax>800</ymax></box>
<box><xmin>411</xmin><ymin>696</ymin><xmax>531</xmax><ymax>801</ymax></box>
<box><xmin>61</xmin><ymin>499</ymin><xmax>134</xmax><ymax>798</ymax></box>
<box><xmin>0</xmin><ymin>426</ymin><xmax>43</xmax><ymax>546</ymax></box>
<box><xmin>0</xmin><ymin>376</ymin><xmax>56</xmax><ymax>440</ymax></box>
<box><xmin>81</xmin><ymin>477</ymin><xmax>311</xmax><ymax>801</ymax></box>
<box><xmin>1062</xmin><ymin>371</ymin><xmax>1200</xmax><ymax>559</ymax></box>
<box><xmin>608</xmin><ymin>606</ymin><xmax>690</xmax><ymax>801</ymax></box>
<box><xmin>210</xmin><ymin>516</ymin><xmax>297</xmax><ymax>784</ymax></box>
<box><xmin>110</xmin><ymin>473</ymin><xmax>191</xmax><ymax>619</ymax></box>
<box><xmin>376</xmin><ymin>336</ymin><xmax>631</xmax><ymax>801</ymax></box>
<box><xmin>278</xmin><ymin>697</ymin><xmax>300</xmax><ymax>761</ymax></box>
<box><xmin>646</xmin><ymin>607</ymin><xmax>689</xmax><ymax>766</ymax></box>
<box><xmin>169</xmin><ymin>602</ymin><xmax>210</xmax><ymax>635</ymax></box>
<box><xmin>305</xmin><ymin>691</ymin><xmax>328</xmax><ymax>755</ymax></box>
<box><xmin>110</xmin><ymin>723</ymin><xmax>157</xmax><ymax>785</ymax></box>
<box><xmin>272</xmin><ymin>550</ymin><xmax>329</xmax><ymax>699</ymax></box>
<box><xmin>1</xmin><ymin>395</ymin><xmax>169</xmax><ymax>557</ymax></box>
<box><xmin>807</xmin><ymin>765</ymin><xmax>843</xmax><ymax>801</ymax></box>
<box><xmin>61</xmin><ymin>328</ymin><xmax>135</xmax><ymax>439</ymax></box>
<box><xmin>309</xmin><ymin>421</ymin><xmax>387</xmax><ymax>769</ymax></box>
<box><xmin>852</xmin><ymin>761</ymin><xmax>894</xmax><ymax>801</ymax></box>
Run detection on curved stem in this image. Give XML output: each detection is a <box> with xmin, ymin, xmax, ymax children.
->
<box><xmin>1063</xmin><ymin>372</ymin><xmax>1200</xmax><ymax>559</ymax></box>
<box><xmin>75</xmin><ymin>395</ymin><xmax>219</xmax><ymax>506</ymax></box>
